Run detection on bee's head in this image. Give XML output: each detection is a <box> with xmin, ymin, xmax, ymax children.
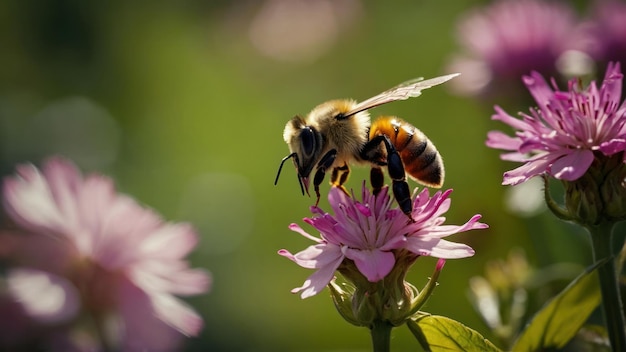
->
<box><xmin>275</xmin><ymin>116</ymin><xmax>323</xmax><ymax>195</ymax></box>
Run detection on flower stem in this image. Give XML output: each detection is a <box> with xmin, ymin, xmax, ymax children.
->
<box><xmin>92</xmin><ymin>313</ymin><xmax>114</xmax><ymax>352</ymax></box>
<box><xmin>589</xmin><ymin>222</ymin><xmax>626</xmax><ymax>351</ymax></box>
<box><xmin>370</xmin><ymin>319</ymin><xmax>392</xmax><ymax>352</ymax></box>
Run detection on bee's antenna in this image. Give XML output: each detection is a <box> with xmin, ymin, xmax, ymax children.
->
<box><xmin>275</xmin><ymin>153</ymin><xmax>294</xmax><ymax>185</ymax></box>
<box><xmin>275</xmin><ymin>153</ymin><xmax>305</xmax><ymax>196</ymax></box>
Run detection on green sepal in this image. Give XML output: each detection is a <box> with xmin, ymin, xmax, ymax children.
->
<box><xmin>328</xmin><ymin>279</ymin><xmax>362</xmax><ymax>327</ymax></box>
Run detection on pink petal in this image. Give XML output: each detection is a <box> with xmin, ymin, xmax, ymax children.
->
<box><xmin>116</xmin><ymin>277</ymin><xmax>186</xmax><ymax>351</ymax></box>
<box><xmin>502</xmin><ymin>154</ymin><xmax>553</xmax><ymax>185</ymax></box>
<box><xmin>344</xmin><ymin>248</ymin><xmax>395</xmax><ymax>282</ymax></box>
<box><xmin>291</xmin><ymin>252</ymin><xmax>344</xmax><ymax>299</ymax></box>
<box><xmin>151</xmin><ymin>293</ymin><xmax>204</xmax><ymax>336</ymax></box>
<box><xmin>486</xmin><ymin>130</ymin><xmax>522</xmax><ymax>151</ymax></box>
<box><xmin>3</xmin><ymin>164</ymin><xmax>65</xmax><ymax>235</ymax></box>
<box><xmin>492</xmin><ymin>106</ymin><xmax>530</xmax><ymax>131</ymax></box>
<box><xmin>601</xmin><ymin>62</ymin><xmax>623</xmax><ymax>103</ymax></box>
<box><xmin>2</xmin><ymin>229</ymin><xmax>76</xmax><ymax>274</ymax></box>
<box><xmin>93</xmin><ymin>196</ymin><xmax>163</xmax><ymax>269</ymax></box>
<box><xmin>41</xmin><ymin>157</ymin><xmax>84</xmax><ymax>232</ymax></box>
<box><xmin>328</xmin><ymin>186</ymin><xmax>352</xmax><ymax>215</ymax></box>
<box><xmin>550</xmin><ymin>149</ymin><xmax>594</xmax><ymax>180</ymax></box>
<box><xmin>7</xmin><ymin>268</ymin><xmax>80</xmax><ymax>324</ymax></box>
<box><xmin>139</xmin><ymin>223</ymin><xmax>199</xmax><ymax>259</ymax></box>
<box><xmin>416</xmin><ymin>215</ymin><xmax>488</xmax><ymax>239</ymax></box>
<box><xmin>599</xmin><ymin>139</ymin><xmax>626</xmax><ymax>155</ymax></box>
<box><xmin>288</xmin><ymin>223</ymin><xmax>322</xmax><ymax>243</ymax></box>
<box><xmin>378</xmin><ymin>233</ymin><xmax>407</xmax><ymax>251</ymax></box>
<box><xmin>278</xmin><ymin>243</ymin><xmax>343</xmax><ymax>269</ymax></box>
<box><xmin>164</xmin><ymin>268</ymin><xmax>211</xmax><ymax>296</ymax></box>
<box><xmin>130</xmin><ymin>264</ymin><xmax>211</xmax><ymax>296</ymax></box>
<box><xmin>75</xmin><ymin>174</ymin><xmax>117</xmax><ymax>240</ymax></box>
<box><xmin>523</xmin><ymin>71</ymin><xmax>556</xmax><ymax>108</ymax></box>
<box><xmin>500</xmin><ymin>152</ymin><xmax>530</xmax><ymax>162</ymax></box>
<box><xmin>405</xmin><ymin>237</ymin><xmax>475</xmax><ymax>258</ymax></box>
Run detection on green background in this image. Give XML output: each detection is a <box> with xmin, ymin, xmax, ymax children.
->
<box><xmin>0</xmin><ymin>1</ymin><xmax>593</xmax><ymax>350</ymax></box>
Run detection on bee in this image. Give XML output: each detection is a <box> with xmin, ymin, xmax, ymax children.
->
<box><xmin>274</xmin><ymin>73</ymin><xmax>459</xmax><ymax>219</ymax></box>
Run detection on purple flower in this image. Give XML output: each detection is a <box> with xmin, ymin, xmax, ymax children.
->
<box><xmin>487</xmin><ymin>62</ymin><xmax>626</xmax><ymax>186</ymax></box>
<box><xmin>279</xmin><ymin>183</ymin><xmax>487</xmax><ymax>298</ymax></box>
<box><xmin>2</xmin><ymin>156</ymin><xmax>211</xmax><ymax>351</ymax></box>
<box><xmin>578</xmin><ymin>0</ymin><xmax>626</xmax><ymax>69</ymax></box>
<box><xmin>447</xmin><ymin>0</ymin><xmax>577</xmax><ymax>97</ymax></box>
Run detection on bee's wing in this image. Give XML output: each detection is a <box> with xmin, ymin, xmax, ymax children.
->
<box><xmin>343</xmin><ymin>73</ymin><xmax>460</xmax><ymax>118</ymax></box>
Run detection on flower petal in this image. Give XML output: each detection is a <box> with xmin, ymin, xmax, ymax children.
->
<box><xmin>7</xmin><ymin>268</ymin><xmax>80</xmax><ymax>324</ymax></box>
<box><xmin>344</xmin><ymin>248</ymin><xmax>395</xmax><ymax>282</ymax></box>
<box><xmin>115</xmin><ymin>277</ymin><xmax>186</xmax><ymax>351</ymax></box>
<box><xmin>549</xmin><ymin>149</ymin><xmax>594</xmax><ymax>180</ymax></box>
<box><xmin>41</xmin><ymin>157</ymin><xmax>84</xmax><ymax>232</ymax></box>
<box><xmin>151</xmin><ymin>293</ymin><xmax>204</xmax><ymax>336</ymax></box>
<box><xmin>139</xmin><ymin>223</ymin><xmax>199</xmax><ymax>259</ymax></box>
<box><xmin>523</xmin><ymin>71</ymin><xmax>556</xmax><ymax>109</ymax></box>
<box><xmin>405</xmin><ymin>237</ymin><xmax>475</xmax><ymax>258</ymax></box>
<box><xmin>278</xmin><ymin>243</ymin><xmax>342</xmax><ymax>269</ymax></box>
<box><xmin>3</xmin><ymin>164</ymin><xmax>65</xmax><ymax>235</ymax></box>
<box><xmin>415</xmin><ymin>214</ymin><xmax>488</xmax><ymax>239</ymax></box>
<box><xmin>502</xmin><ymin>154</ymin><xmax>553</xmax><ymax>185</ymax></box>
<box><xmin>599</xmin><ymin>139</ymin><xmax>626</xmax><ymax>156</ymax></box>
<box><xmin>2</xmin><ymin>156</ymin><xmax>209</xmax><ymax>350</ymax></box>
<box><xmin>288</xmin><ymin>223</ymin><xmax>323</xmax><ymax>243</ymax></box>
<box><xmin>492</xmin><ymin>106</ymin><xmax>530</xmax><ymax>131</ymax></box>
<box><xmin>486</xmin><ymin>130</ymin><xmax>522</xmax><ymax>151</ymax></box>
<box><xmin>290</xmin><ymin>250</ymin><xmax>344</xmax><ymax>299</ymax></box>
<box><xmin>130</xmin><ymin>263</ymin><xmax>211</xmax><ymax>296</ymax></box>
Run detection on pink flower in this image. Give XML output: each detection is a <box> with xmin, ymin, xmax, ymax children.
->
<box><xmin>279</xmin><ymin>184</ymin><xmax>487</xmax><ymax>298</ymax></box>
<box><xmin>2</xmin><ymin>156</ymin><xmax>210</xmax><ymax>351</ymax></box>
<box><xmin>579</xmin><ymin>0</ymin><xmax>626</xmax><ymax>68</ymax></box>
<box><xmin>487</xmin><ymin>62</ymin><xmax>626</xmax><ymax>185</ymax></box>
<box><xmin>447</xmin><ymin>0</ymin><xmax>578</xmax><ymax>97</ymax></box>
<box><xmin>6</xmin><ymin>268</ymin><xmax>80</xmax><ymax>325</ymax></box>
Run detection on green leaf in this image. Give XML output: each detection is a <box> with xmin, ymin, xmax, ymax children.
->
<box><xmin>408</xmin><ymin>314</ymin><xmax>502</xmax><ymax>351</ymax></box>
<box><xmin>512</xmin><ymin>261</ymin><xmax>603</xmax><ymax>351</ymax></box>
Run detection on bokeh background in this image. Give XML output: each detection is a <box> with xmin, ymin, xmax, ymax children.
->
<box><xmin>0</xmin><ymin>0</ymin><xmax>605</xmax><ymax>350</ymax></box>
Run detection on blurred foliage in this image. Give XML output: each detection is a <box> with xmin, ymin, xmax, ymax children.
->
<box><xmin>0</xmin><ymin>0</ymin><xmax>596</xmax><ymax>350</ymax></box>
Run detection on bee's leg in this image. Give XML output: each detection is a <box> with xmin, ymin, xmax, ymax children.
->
<box><xmin>370</xmin><ymin>167</ymin><xmax>385</xmax><ymax>196</ymax></box>
<box><xmin>330</xmin><ymin>163</ymin><xmax>350</xmax><ymax>195</ymax></box>
<box><xmin>362</xmin><ymin>135</ymin><xmax>413</xmax><ymax>220</ymax></box>
<box><xmin>360</xmin><ymin>138</ymin><xmax>387</xmax><ymax>196</ymax></box>
<box><xmin>312</xmin><ymin>149</ymin><xmax>338</xmax><ymax>206</ymax></box>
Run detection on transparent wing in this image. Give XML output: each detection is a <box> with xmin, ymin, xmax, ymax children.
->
<box><xmin>343</xmin><ymin>73</ymin><xmax>460</xmax><ymax>118</ymax></box>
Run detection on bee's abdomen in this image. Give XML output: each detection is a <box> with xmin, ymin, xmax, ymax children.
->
<box><xmin>369</xmin><ymin>116</ymin><xmax>444</xmax><ymax>188</ymax></box>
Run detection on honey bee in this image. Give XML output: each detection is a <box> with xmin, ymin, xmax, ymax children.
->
<box><xmin>275</xmin><ymin>73</ymin><xmax>459</xmax><ymax>219</ymax></box>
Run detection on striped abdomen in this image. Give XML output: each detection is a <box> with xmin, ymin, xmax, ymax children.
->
<box><xmin>368</xmin><ymin>116</ymin><xmax>444</xmax><ymax>187</ymax></box>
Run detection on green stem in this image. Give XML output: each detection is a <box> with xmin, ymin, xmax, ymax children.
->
<box><xmin>589</xmin><ymin>222</ymin><xmax>626</xmax><ymax>351</ymax></box>
<box><xmin>370</xmin><ymin>319</ymin><xmax>392</xmax><ymax>352</ymax></box>
<box><xmin>91</xmin><ymin>312</ymin><xmax>113</xmax><ymax>352</ymax></box>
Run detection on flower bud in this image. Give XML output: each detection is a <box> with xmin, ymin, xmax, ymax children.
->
<box><xmin>600</xmin><ymin>156</ymin><xmax>626</xmax><ymax>222</ymax></box>
<box><xmin>331</xmin><ymin>253</ymin><xmax>444</xmax><ymax>328</ymax></box>
<box><xmin>328</xmin><ymin>279</ymin><xmax>360</xmax><ymax>327</ymax></box>
<box><xmin>562</xmin><ymin>153</ymin><xmax>626</xmax><ymax>227</ymax></box>
<box><xmin>563</xmin><ymin>170</ymin><xmax>602</xmax><ymax>226</ymax></box>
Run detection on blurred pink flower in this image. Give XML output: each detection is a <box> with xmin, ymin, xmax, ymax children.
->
<box><xmin>6</xmin><ymin>268</ymin><xmax>80</xmax><ymax>324</ymax></box>
<box><xmin>486</xmin><ymin>62</ymin><xmax>626</xmax><ymax>185</ymax></box>
<box><xmin>447</xmin><ymin>0</ymin><xmax>578</xmax><ymax>98</ymax></box>
<box><xmin>579</xmin><ymin>0</ymin><xmax>626</xmax><ymax>70</ymax></box>
<box><xmin>279</xmin><ymin>184</ymin><xmax>486</xmax><ymax>298</ymax></box>
<box><xmin>2</xmin><ymin>156</ymin><xmax>210</xmax><ymax>351</ymax></box>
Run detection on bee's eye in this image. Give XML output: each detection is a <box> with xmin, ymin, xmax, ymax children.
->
<box><xmin>300</xmin><ymin>127</ymin><xmax>316</xmax><ymax>156</ymax></box>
